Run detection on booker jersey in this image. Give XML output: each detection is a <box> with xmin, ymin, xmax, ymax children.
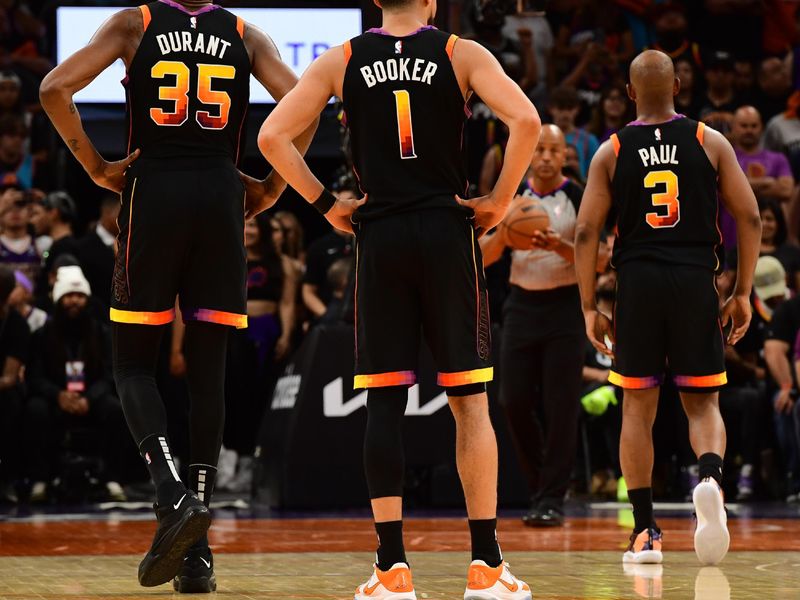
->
<box><xmin>610</xmin><ymin>116</ymin><xmax>721</xmax><ymax>270</ymax></box>
<box><xmin>125</xmin><ymin>1</ymin><xmax>251</xmax><ymax>161</ymax></box>
<box><xmin>342</xmin><ymin>27</ymin><xmax>468</xmax><ymax>221</ymax></box>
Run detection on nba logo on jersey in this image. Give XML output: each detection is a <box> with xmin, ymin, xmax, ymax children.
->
<box><xmin>655</xmin><ymin>128</ymin><xmax>662</xmax><ymax>141</ymax></box>
<box><xmin>145</xmin><ymin>452</ymin><xmax>151</xmax><ymax>465</ymax></box>
<box><xmin>395</xmin><ymin>40</ymin><xmax>403</xmax><ymax>54</ymax></box>
<box><xmin>190</xmin><ymin>16</ymin><xmax>197</xmax><ymax>29</ymax></box>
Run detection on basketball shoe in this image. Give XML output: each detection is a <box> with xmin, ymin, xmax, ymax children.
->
<box><xmin>622</xmin><ymin>528</ymin><xmax>663</xmax><ymax>564</ymax></box>
<box><xmin>173</xmin><ymin>542</ymin><xmax>216</xmax><ymax>593</ymax></box>
<box><xmin>693</xmin><ymin>478</ymin><xmax>729</xmax><ymax>565</ymax></box>
<box><xmin>138</xmin><ymin>486</ymin><xmax>211</xmax><ymax>587</ymax></box>
<box><xmin>354</xmin><ymin>563</ymin><xmax>416</xmax><ymax>600</ymax></box>
<box><xmin>464</xmin><ymin>561</ymin><xmax>532</xmax><ymax>600</ymax></box>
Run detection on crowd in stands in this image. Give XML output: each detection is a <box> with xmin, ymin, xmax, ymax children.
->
<box><xmin>2</xmin><ymin>0</ymin><xmax>800</xmax><ymax>509</ymax></box>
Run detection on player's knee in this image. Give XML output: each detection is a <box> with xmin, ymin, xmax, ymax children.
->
<box><xmin>448</xmin><ymin>393</ymin><xmax>490</xmax><ymax>425</ymax></box>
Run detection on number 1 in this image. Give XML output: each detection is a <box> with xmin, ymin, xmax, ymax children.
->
<box><xmin>393</xmin><ymin>90</ymin><xmax>417</xmax><ymax>160</ymax></box>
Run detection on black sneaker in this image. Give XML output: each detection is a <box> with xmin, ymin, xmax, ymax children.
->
<box><xmin>138</xmin><ymin>488</ymin><xmax>211</xmax><ymax>587</ymax></box>
<box><xmin>523</xmin><ymin>506</ymin><xmax>564</xmax><ymax>528</ymax></box>
<box><xmin>173</xmin><ymin>543</ymin><xmax>217</xmax><ymax>593</ymax></box>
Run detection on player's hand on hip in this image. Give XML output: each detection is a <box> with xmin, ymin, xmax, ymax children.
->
<box><xmin>91</xmin><ymin>148</ymin><xmax>140</xmax><ymax>194</ymax></box>
<box><xmin>326</xmin><ymin>194</ymin><xmax>366</xmax><ymax>234</ymax></box>
<box><xmin>720</xmin><ymin>294</ymin><xmax>752</xmax><ymax>345</ymax></box>
<box><xmin>584</xmin><ymin>309</ymin><xmax>614</xmax><ymax>358</ymax></box>
<box><xmin>457</xmin><ymin>193</ymin><xmax>511</xmax><ymax>237</ymax></box>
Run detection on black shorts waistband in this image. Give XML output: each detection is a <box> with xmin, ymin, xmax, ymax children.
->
<box><xmin>131</xmin><ymin>156</ymin><xmax>236</xmax><ymax>172</ymax></box>
<box><xmin>509</xmin><ymin>284</ymin><xmax>580</xmax><ymax>304</ymax></box>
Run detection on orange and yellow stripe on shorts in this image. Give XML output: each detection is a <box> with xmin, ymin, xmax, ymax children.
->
<box><xmin>608</xmin><ymin>372</ymin><xmax>662</xmax><ymax>390</ymax></box>
<box><xmin>437</xmin><ymin>367</ymin><xmax>494</xmax><ymax>387</ymax></box>
<box><xmin>354</xmin><ymin>371</ymin><xmax>416</xmax><ymax>389</ymax></box>
<box><xmin>185</xmin><ymin>308</ymin><xmax>248</xmax><ymax>329</ymax></box>
<box><xmin>110</xmin><ymin>307</ymin><xmax>175</xmax><ymax>326</ymax></box>
<box><xmin>673</xmin><ymin>373</ymin><xmax>727</xmax><ymax>389</ymax></box>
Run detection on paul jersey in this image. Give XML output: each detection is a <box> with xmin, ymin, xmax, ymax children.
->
<box><xmin>125</xmin><ymin>1</ymin><xmax>251</xmax><ymax>162</ymax></box>
<box><xmin>342</xmin><ymin>27</ymin><xmax>469</xmax><ymax>221</ymax></box>
<box><xmin>610</xmin><ymin>116</ymin><xmax>722</xmax><ymax>270</ymax></box>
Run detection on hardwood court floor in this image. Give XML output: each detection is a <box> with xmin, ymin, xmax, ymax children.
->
<box><xmin>1</xmin><ymin>515</ymin><xmax>799</xmax><ymax>599</ymax></box>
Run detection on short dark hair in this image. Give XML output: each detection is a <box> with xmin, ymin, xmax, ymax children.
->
<box><xmin>379</xmin><ymin>0</ymin><xmax>414</xmax><ymax>9</ymax></box>
<box><xmin>0</xmin><ymin>114</ymin><xmax>26</xmax><ymax>138</ymax></box>
<box><xmin>549</xmin><ymin>86</ymin><xmax>580</xmax><ymax>110</ymax></box>
<box><xmin>0</xmin><ymin>265</ymin><xmax>16</xmax><ymax>305</ymax></box>
<box><xmin>759</xmin><ymin>198</ymin><xmax>788</xmax><ymax>247</ymax></box>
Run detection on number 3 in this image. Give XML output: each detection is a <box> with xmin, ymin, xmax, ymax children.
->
<box><xmin>645</xmin><ymin>170</ymin><xmax>680</xmax><ymax>229</ymax></box>
<box><xmin>150</xmin><ymin>61</ymin><xmax>235</xmax><ymax>131</ymax></box>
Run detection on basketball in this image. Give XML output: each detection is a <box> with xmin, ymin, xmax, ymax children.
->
<box><xmin>502</xmin><ymin>198</ymin><xmax>550</xmax><ymax>250</ymax></box>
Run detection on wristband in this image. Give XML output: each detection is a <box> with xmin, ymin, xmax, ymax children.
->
<box><xmin>312</xmin><ymin>189</ymin><xmax>336</xmax><ymax>215</ymax></box>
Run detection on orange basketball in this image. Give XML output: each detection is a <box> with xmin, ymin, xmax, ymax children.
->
<box><xmin>502</xmin><ymin>198</ymin><xmax>550</xmax><ymax>250</ymax></box>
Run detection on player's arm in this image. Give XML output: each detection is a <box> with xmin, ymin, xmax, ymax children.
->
<box><xmin>575</xmin><ymin>141</ymin><xmax>615</xmax><ymax>357</ymax></box>
<box><xmin>708</xmin><ymin>127</ymin><xmax>762</xmax><ymax>344</ymax></box>
<box><xmin>453</xmin><ymin>40</ymin><xmax>541</xmax><ymax>232</ymax></box>
<box><xmin>243</xmin><ymin>24</ymin><xmax>320</xmax><ymax>218</ymax></box>
<box><xmin>258</xmin><ymin>47</ymin><xmax>361</xmax><ymax>232</ymax></box>
<box><xmin>39</xmin><ymin>9</ymin><xmax>140</xmax><ymax>193</ymax></box>
<box><xmin>479</xmin><ymin>230</ymin><xmax>507</xmax><ymax>267</ymax></box>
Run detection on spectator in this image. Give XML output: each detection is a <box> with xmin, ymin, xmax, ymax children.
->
<box><xmin>75</xmin><ymin>194</ymin><xmax>120</xmax><ymax>312</ymax></box>
<box><xmin>699</xmin><ymin>50</ymin><xmax>742</xmax><ymax>135</ymax></box>
<box><xmin>648</xmin><ymin>1</ymin><xmax>703</xmax><ymax>69</ymax></box>
<box><xmin>734</xmin><ymin>59</ymin><xmax>757</xmax><ymax>103</ymax></box>
<box><xmin>548</xmin><ymin>86</ymin><xmax>599</xmax><ymax>179</ymax></box>
<box><xmin>317</xmin><ymin>257</ymin><xmax>355</xmax><ymax>326</ymax></box>
<box><xmin>0</xmin><ymin>264</ymin><xmax>29</xmax><ymax>504</ymax></box>
<box><xmin>0</xmin><ymin>113</ymin><xmax>34</xmax><ymax>189</ymax></box>
<box><xmin>0</xmin><ymin>183</ymin><xmax>40</xmax><ymax>285</ymax></box>
<box><xmin>563</xmin><ymin>143</ymin><xmax>584</xmax><ymax>185</ymax></box>
<box><xmin>753</xmin><ymin>56</ymin><xmax>792</xmax><ymax>123</ymax></box>
<box><xmin>274</xmin><ymin>210</ymin><xmax>306</xmax><ymax>265</ymax></box>
<box><xmin>302</xmin><ymin>189</ymin><xmax>356</xmax><ymax>321</ymax></box>
<box><xmin>30</xmin><ymin>190</ymin><xmax>79</xmax><ymax>300</ymax></box>
<box><xmin>501</xmin><ymin>6</ymin><xmax>554</xmax><ymax>103</ymax></box>
<box><xmin>8</xmin><ymin>269</ymin><xmax>45</xmax><ymax>331</ymax></box>
<box><xmin>589</xmin><ymin>83</ymin><xmax>635</xmax><ymax>143</ymax></box>
<box><xmin>0</xmin><ymin>0</ymin><xmax>51</xmax><ymax>99</ymax></box>
<box><xmin>727</xmin><ymin>200</ymin><xmax>800</xmax><ymax>293</ymax></box>
<box><xmin>764</xmin><ymin>258</ymin><xmax>800</xmax><ymax>501</ymax></box>
<box><xmin>554</xmin><ymin>0</ymin><xmax>634</xmax><ymax>67</ymax></box>
<box><xmin>23</xmin><ymin>265</ymin><xmax>127</xmax><ymax>502</ymax></box>
<box><xmin>764</xmin><ymin>94</ymin><xmax>800</xmax><ymax>181</ymax></box>
<box><xmin>0</xmin><ymin>70</ymin><xmax>47</xmax><ymax>161</ymax></box>
<box><xmin>674</xmin><ymin>58</ymin><xmax>703</xmax><ymax>120</ymax></box>
<box><xmin>762</xmin><ymin>0</ymin><xmax>799</xmax><ymax>56</ymax></box>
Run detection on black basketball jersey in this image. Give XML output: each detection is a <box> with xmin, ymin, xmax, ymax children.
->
<box><xmin>610</xmin><ymin>116</ymin><xmax>722</xmax><ymax>270</ymax></box>
<box><xmin>342</xmin><ymin>27</ymin><xmax>468</xmax><ymax>221</ymax></box>
<box><xmin>125</xmin><ymin>1</ymin><xmax>251</xmax><ymax>162</ymax></box>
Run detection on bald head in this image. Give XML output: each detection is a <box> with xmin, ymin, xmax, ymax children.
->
<box><xmin>732</xmin><ymin>105</ymin><xmax>763</xmax><ymax>150</ymax></box>
<box><xmin>539</xmin><ymin>124</ymin><xmax>566</xmax><ymax>148</ymax></box>
<box><xmin>629</xmin><ymin>50</ymin><xmax>678</xmax><ymax>109</ymax></box>
<box><xmin>531</xmin><ymin>124</ymin><xmax>566</xmax><ymax>182</ymax></box>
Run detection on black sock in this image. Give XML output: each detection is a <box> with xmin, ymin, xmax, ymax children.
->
<box><xmin>628</xmin><ymin>487</ymin><xmax>656</xmax><ymax>533</ymax></box>
<box><xmin>698</xmin><ymin>453</ymin><xmax>723</xmax><ymax>486</ymax></box>
<box><xmin>139</xmin><ymin>434</ymin><xmax>183</xmax><ymax>506</ymax></box>
<box><xmin>468</xmin><ymin>518</ymin><xmax>502</xmax><ymax>568</ymax></box>
<box><xmin>375</xmin><ymin>520</ymin><xmax>406</xmax><ymax>571</ymax></box>
<box><xmin>187</xmin><ymin>464</ymin><xmax>216</xmax><ymax>550</ymax></box>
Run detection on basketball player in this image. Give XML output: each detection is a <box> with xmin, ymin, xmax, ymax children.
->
<box><xmin>575</xmin><ymin>50</ymin><xmax>761</xmax><ymax>566</ymax></box>
<box><xmin>259</xmin><ymin>0</ymin><xmax>541</xmax><ymax>597</ymax></box>
<box><xmin>40</xmin><ymin>0</ymin><xmax>315</xmax><ymax>592</ymax></box>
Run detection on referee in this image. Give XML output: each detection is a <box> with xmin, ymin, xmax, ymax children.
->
<box><xmin>482</xmin><ymin>124</ymin><xmax>608</xmax><ymax>526</ymax></box>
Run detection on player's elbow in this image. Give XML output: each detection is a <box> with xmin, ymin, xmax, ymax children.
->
<box><xmin>515</xmin><ymin>108</ymin><xmax>541</xmax><ymax>139</ymax></box>
<box><xmin>38</xmin><ymin>72</ymin><xmax>62</xmax><ymax>107</ymax></box>
<box><xmin>257</xmin><ymin>122</ymin><xmax>281</xmax><ymax>160</ymax></box>
<box><xmin>574</xmin><ymin>221</ymin><xmax>595</xmax><ymax>246</ymax></box>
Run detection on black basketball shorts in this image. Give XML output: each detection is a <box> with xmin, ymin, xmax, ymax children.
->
<box><xmin>610</xmin><ymin>261</ymin><xmax>727</xmax><ymax>391</ymax></box>
<box><xmin>353</xmin><ymin>208</ymin><xmax>492</xmax><ymax>389</ymax></box>
<box><xmin>110</xmin><ymin>157</ymin><xmax>247</xmax><ymax>329</ymax></box>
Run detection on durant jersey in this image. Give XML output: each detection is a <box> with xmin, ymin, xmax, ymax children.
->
<box><xmin>611</xmin><ymin>116</ymin><xmax>721</xmax><ymax>270</ymax></box>
<box><xmin>342</xmin><ymin>27</ymin><xmax>468</xmax><ymax>221</ymax></box>
<box><xmin>126</xmin><ymin>1</ymin><xmax>250</xmax><ymax>162</ymax></box>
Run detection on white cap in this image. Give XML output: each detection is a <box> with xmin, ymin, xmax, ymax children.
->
<box><xmin>754</xmin><ymin>256</ymin><xmax>787</xmax><ymax>302</ymax></box>
<box><xmin>52</xmin><ymin>265</ymin><xmax>91</xmax><ymax>304</ymax></box>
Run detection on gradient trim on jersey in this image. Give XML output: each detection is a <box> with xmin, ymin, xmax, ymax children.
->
<box><xmin>355</xmin><ymin>370</ymin><xmax>417</xmax><ymax>389</ymax></box>
<box><xmin>608</xmin><ymin>371</ymin><xmax>663</xmax><ymax>389</ymax></box>
<box><xmin>184</xmin><ymin>308</ymin><xmax>247</xmax><ymax>329</ymax></box>
<box><xmin>139</xmin><ymin>4</ymin><xmax>152</xmax><ymax>31</ymax></box>
<box><xmin>445</xmin><ymin>34</ymin><xmax>458</xmax><ymax>60</ymax></box>
<box><xmin>437</xmin><ymin>367</ymin><xmax>493</xmax><ymax>387</ymax></box>
<box><xmin>110</xmin><ymin>307</ymin><xmax>176</xmax><ymax>326</ymax></box>
<box><xmin>673</xmin><ymin>372</ymin><xmax>727</xmax><ymax>388</ymax></box>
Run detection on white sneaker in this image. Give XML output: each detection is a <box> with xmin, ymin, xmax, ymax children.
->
<box><xmin>215</xmin><ymin>447</ymin><xmax>238</xmax><ymax>491</ymax></box>
<box><xmin>30</xmin><ymin>481</ymin><xmax>47</xmax><ymax>503</ymax></box>
<box><xmin>105</xmin><ymin>481</ymin><xmax>127</xmax><ymax>502</ymax></box>
<box><xmin>464</xmin><ymin>561</ymin><xmax>532</xmax><ymax>600</ymax></box>
<box><xmin>693</xmin><ymin>478</ymin><xmax>730</xmax><ymax>565</ymax></box>
<box><xmin>354</xmin><ymin>563</ymin><xmax>416</xmax><ymax>600</ymax></box>
<box><xmin>228</xmin><ymin>455</ymin><xmax>254</xmax><ymax>494</ymax></box>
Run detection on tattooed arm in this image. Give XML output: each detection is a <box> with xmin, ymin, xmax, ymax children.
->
<box><xmin>40</xmin><ymin>9</ymin><xmax>142</xmax><ymax>193</ymax></box>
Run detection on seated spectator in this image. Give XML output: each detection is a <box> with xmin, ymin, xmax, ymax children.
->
<box><xmin>0</xmin><ymin>183</ymin><xmax>40</xmax><ymax>285</ymax></box>
<box><xmin>699</xmin><ymin>51</ymin><xmax>742</xmax><ymax>135</ymax></box>
<box><xmin>0</xmin><ymin>113</ymin><xmax>34</xmax><ymax>189</ymax></box>
<box><xmin>589</xmin><ymin>83</ymin><xmax>634</xmax><ymax>143</ymax></box>
<box><xmin>23</xmin><ymin>265</ymin><xmax>127</xmax><ymax>502</ymax></box>
<box><xmin>727</xmin><ymin>199</ymin><xmax>800</xmax><ymax>293</ymax></box>
<box><xmin>8</xmin><ymin>269</ymin><xmax>45</xmax><ymax>332</ymax></box>
<box><xmin>0</xmin><ymin>70</ymin><xmax>47</xmax><ymax>161</ymax></box>
<box><xmin>648</xmin><ymin>1</ymin><xmax>703</xmax><ymax>69</ymax></box>
<box><xmin>563</xmin><ymin>143</ymin><xmax>584</xmax><ymax>186</ymax></box>
<box><xmin>0</xmin><ymin>264</ymin><xmax>29</xmax><ymax>504</ymax></box>
<box><xmin>274</xmin><ymin>210</ymin><xmax>306</xmax><ymax>266</ymax></box>
<box><xmin>76</xmin><ymin>194</ymin><xmax>119</xmax><ymax>313</ymax></box>
<box><xmin>753</xmin><ymin>56</ymin><xmax>792</xmax><ymax>124</ymax></box>
<box><xmin>0</xmin><ymin>0</ymin><xmax>52</xmax><ymax>92</ymax></box>
<box><xmin>548</xmin><ymin>86</ymin><xmax>599</xmax><ymax>180</ymax></box>
<box><xmin>302</xmin><ymin>188</ymin><xmax>356</xmax><ymax>322</ymax></box>
<box><xmin>317</xmin><ymin>257</ymin><xmax>355</xmax><ymax>326</ymax></box>
<box><xmin>674</xmin><ymin>58</ymin><xmax>703</xmax><ymax>120</ymax></box>
<box><xmin>764</xmin><ymin>96</ymin><xmax>800</xmax><ymax>181</ymax></box>
<box><xmin>30</xmin><ymin>191</ymin><xmax>79</xmax><ymax>303</ymax></box>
